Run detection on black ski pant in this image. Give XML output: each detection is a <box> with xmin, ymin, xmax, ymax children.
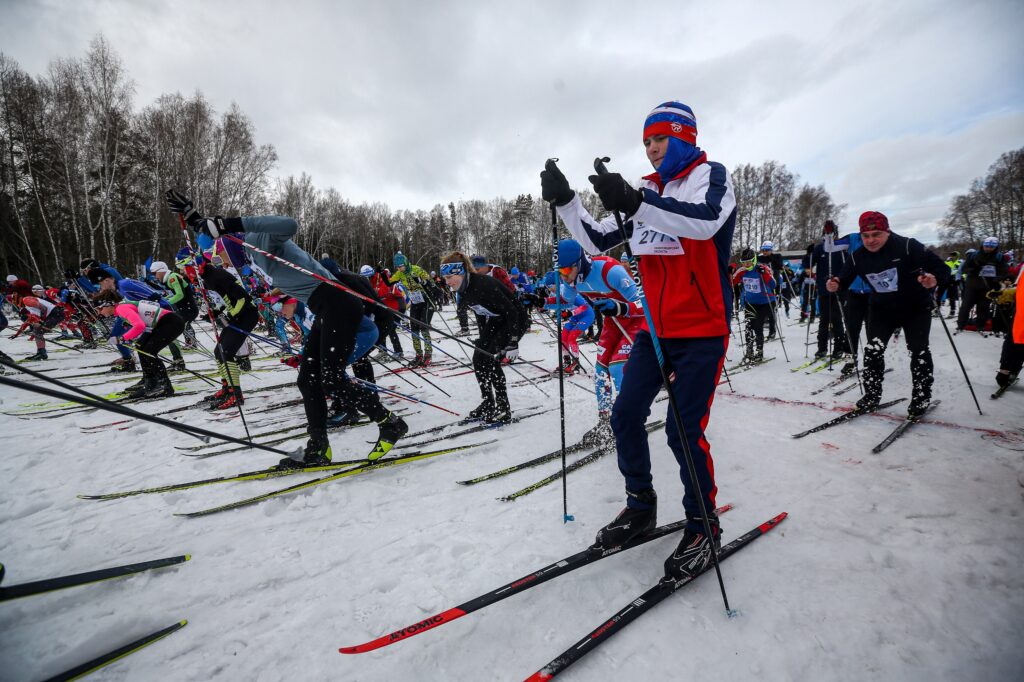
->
<box><xmin>457</xmin><ymin>297</ymin><xmax>470</xmax><ymax>332</ymax></box>
<box><xmin>215</xmin><ymin>307</ymin><xmax>259</xmax><ymax>363</ymax></box>
<box><xmin>863</xmin><ymin>306</ymin><xmax>933</xmax><ymax>404</ymax></box>
<box><xmin>958</xmin><ymin>280</ymin><xmax>993</xmax><ymax>330</ymax></box>
<box><xmin>816</xmin><ymin>292</ymin><xmax>849</xmax><ymax>356</ymax></box>
<box><xmin>936</xmin><ymin>280</ymin><xmax>959</xmax><ymax>314</ymax></box>
<box><xmin>299</xmin><ymin>283</ymin><xmax>387</xmax><ymax>440</ymax></box>
<box><xmin>843</xmin><ymin>292</ymin><xmax>870</xmax><ymax>357</ymax></box>
<box><xmin>137</xmin><ymin>313</ymin><xmax>185</xmax><ymax>383</ymax></box>
<box><xmin>743</xmin><ymin>303</ymin><xmax>772</xmax><ymax>353</ymax></box>
<box><xmin>999</xmin><ymin>331</ymin><xmax>1024</xmax><ymax>376</ymax></box>
<box><xmin>473</xmin><ymin>330</ymin><xmax>510</xmax><ymax>412</ymax></box>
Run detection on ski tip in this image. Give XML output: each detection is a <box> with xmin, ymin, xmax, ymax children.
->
<box><xmin>716</xmin><ymin>503</ymin><xmax>734</xmax><ymax>514</ymax></box>
<box><xmin>183</xmin><ymin>554</ymin><xmax>192</xmax><ymax>562</ymax></box>
<box><xmin>525</xmin><ymin>671</ymin><xmax>554</xmax><ymax>682</ymax></box>
<box><xmin>179</xmin><ymin>619</ymin><xmax>189</xmax><ymax>627</ymax></box>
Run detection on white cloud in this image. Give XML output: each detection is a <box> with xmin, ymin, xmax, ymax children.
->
<box><xmin>1</xmin><ymin>0</ymin><xmax>1022</xmax><ymax>242</ymax></box>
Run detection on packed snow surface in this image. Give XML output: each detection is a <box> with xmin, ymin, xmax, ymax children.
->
<box><xmin>1</xmin><ymin>312</ymin><xmax>1022</xmax><ymax>681</ymax></box>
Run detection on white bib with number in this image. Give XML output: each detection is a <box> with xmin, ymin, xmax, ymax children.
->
<box><xmin>743</xmin><ymin>278</ymin><xmax>762</xmax><ymax>294</ymax></box>
<box><xmin>980</xmin><ymin>264</ymin><xmax>997</xmax><ymax>278</ymax></box>
<box><xmin>866</xmin><ymin>268</ymin><xmax>899</xmax><ymax>293</ymax></box>
<box><xmin>408</xmin><ymin>290</ymin><xmax>425</xmax><ymax>305</ymax></box>
<box><xmin>629</xmin><ymin>222</ymin><xmax>685</xmax><ymax>256</ymax></box>
<box><xmin>137</xmin><ymin>300</ymin><xmax>163</xmax><ymax>328</ymax></box>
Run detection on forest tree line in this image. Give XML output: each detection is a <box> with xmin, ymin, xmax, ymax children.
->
<box><xmin>1</xmin><ymin>37</ymin><xmax>1019</xmax><ymax>286</ymax></box>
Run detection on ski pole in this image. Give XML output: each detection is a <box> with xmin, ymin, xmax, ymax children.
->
<box><xmin>547</xmin><ymin>189</ymin><xmax>570</xmax><ymax>524</ymax></box>
<box><xmin>222</xmin><ymin>234</ymin><xmax>504</xmax><ymax>363</ymax></box>
<box><xmin>122</xmin><ymin>342</ymin><xmax>219</xmax><ymax>388</ymax></box>
<box><xmin>30</xmin><ymin>333</ymin><xmax>85</xmax><ymax>354</ymax></box>
<box><xmin>933</xmin><ymin>299</ymin><xmax>983</xmax><ymax>415</ymax></box>
<box><xmin>351</xmin><ymin>377</ymin><xmax>460</xmax><ymax>416</ymax></box>
<box><xmin>0</xmin><ymin>363</ymin><xmax>300</xmax><ymax>456</ymax></box>
<box><xmin>590</xmin><ymin>156</ymin><xmax>732</xmax><ymax>614</ymax></box>
<box><xmin>368</xmin><ymin>347</ymin><xmax>452</xmax><ymax>398</ymax></box>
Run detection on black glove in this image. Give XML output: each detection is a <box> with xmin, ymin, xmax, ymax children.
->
<box><xmin>588</xmin><ymin>173</ymin><xmax>643</xmax><ymax>216</ymax></box>
<box><xmin>540</xmin><ymin>161</ymin><xmax>575</xmax><ymax>206</ymax></box>
<box><xmin>63</xmin><ymin>267</ymin><xmax>77</xmax><ymax>279</ymax></box>
<box><xmin>165</xmin><ymin>189</ymin><xmax>203</xmax><ymax>227</ymax></box>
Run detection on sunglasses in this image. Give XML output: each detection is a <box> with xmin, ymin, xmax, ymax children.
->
<box><xmin>558</xmin><ymin>266</ymin><xmax>576</xmax><ymax>276</ymax></box>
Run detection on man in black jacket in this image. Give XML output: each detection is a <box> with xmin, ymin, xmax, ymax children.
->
<box><xmin>957</xmin><ymin>236</ymin><xmax>1009</xmax><ymax>332</ymax></box>
<box><xmin>827</xmin><ymin>211</ymin><xmax>949</xmax><ymax>417</ymax></box>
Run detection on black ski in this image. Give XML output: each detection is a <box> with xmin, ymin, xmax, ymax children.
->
<box><xmin>337</xmin><ymin>504</ymin><xmax>733</xmax><ymax>655</ymax></box>
<box><xmin>456</xmin><ymin>439</ymin><xmax>591</xmax><ymax>485</ymax></box>
<box><xmin>991</xmin><ymin>377</ymin><xmax>1018</xmax><ymax>399</ymax></box>
<box><xmin>524</xmin><ymin>512</ymin><xmax>787</xmax><ymax>680</ymax></box>
<box><xmin>872</xmin><ymin>400</ymin><xmax>941</xmax><ymax>454</ymax></box>
<box><xmin>0</xmin><ymin>554</ymin><xmax>189</xmax><ymax>602</ymax></box>
<box><xmin>791</xmin><ymin>398</ymin><xmax>906</xmax><ymax>438</ymax></box>
<box><xmin>40</xmin><ymin>620</ymin><xmax>187</xmax><ymax>682</ymax></box>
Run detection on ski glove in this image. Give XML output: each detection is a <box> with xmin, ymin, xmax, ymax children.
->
<box><xmin>597</xmin><ymin>299</ymin><xmax>630</xmax><ymax>317</ymax></box>
<box><xmin>540</xmin><ymin>162</ymin><xmax>575</xmax><ymax>206</ymax></box>
<box><xmin>165</xmin><ymin>190</ymin><xmax>203</xmax><ymax>227</ymax></box>
<box><xmin>501</xmin><ymin>343</ymin><xmax>519</xmax><ymax>363</ymax></box>
<box><xmin>588</xmin><ymin>172</ymin><xmax>643</xmax><ymax>217</ymax></box>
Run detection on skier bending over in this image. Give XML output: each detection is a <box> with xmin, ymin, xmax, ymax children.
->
<box><xmin>541</xmin><ymin>100</ymin><xmax>736</xmax><ymax>581</ymax></box>
<box><xmin>166</xmin><ymin>189</ymin><xmax>408</xmax><ymax>466</ymax></box>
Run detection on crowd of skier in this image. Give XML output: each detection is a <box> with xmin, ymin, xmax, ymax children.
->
<box><xmin>2</xmin><ymin>99</ymin><xmax>1022</xmax><ymax>592</ymax></box>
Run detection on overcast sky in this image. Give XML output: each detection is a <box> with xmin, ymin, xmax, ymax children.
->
<box><xmin>3</xmin><ymin>0</ymin><xmax>1023</xmax><ymax>243</ymax></box>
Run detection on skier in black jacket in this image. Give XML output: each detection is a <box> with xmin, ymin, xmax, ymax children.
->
<box><xmin>197</xmin><ymin>256</ymin><xmax>259</xmax><ymax>410</ymax></box>
<box><xmin>827</xmin><ymin>211</ymin><xmax>949</xmax><ymax>417</ymax></box>
<box><xmin>957</xmin><ymin>236</ymin><xmax>1009</xmax><ymax>332</ymax></box>
<box><xmin>440</xmin><ymin>251</ymin><xmax>529</xmax><ymax>424</ymax></box>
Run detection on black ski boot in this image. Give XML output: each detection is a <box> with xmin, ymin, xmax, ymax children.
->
<box><xmin>123</xmin><ymin>378</ymin><xmax>148</xmax><ymax>397</ymax></box>
<box><xmin>24</xmin><ymin>350</ymin><xmax>48</xmax><ymax>362</ymax></box>
<box><xmin>593</xmin><ymin>489</ymin><xmax>657</xmax><ymax>550</ymax></box>
<box><xmin>368</xmin><ymin>412</ymin><xmax>409</xmax><ymax>461</ymax></box>
<box><xmin>278</xmin><ymin>434</ymin><xmax>333</xmax><ymax>470</ymax></box>
<box><xmin>907</xmin><ymin>394</ymin><xmax>931</xmax><ymax>418</ymax></box>
<box><xmin>855</xmin><ymin>393</ymin><xmax>881</xmax><ymax>412</ymax></box>
<box><xmin>167</xmin><ymin>359</ymin><xmax>186</xmax><ymax>372</ymax></box>
<box><xmin>327</xmin><ymin>409</ymin><xmax>361</xmax><ymax>428</ymax></box>
<box><xmin>141</xmin><ymin>376</ymin><xmax>174</xmax><ymax>399</ymax></box>
<box><xmin>663</xmin><ymin>514</ymin><xmax>721</xmax><ymax>582</ymax></box>
<box><xmin>486</xmin><ymin>394</ymin><xmax>512</xmax><ymax>425</ymax></box>
<box><xmin>468</xmin><ymin>398</ymin><xmax>496</xmax><ymax>422</ymax></box>
<box><xmin>237</xmin><ymin>356</ymin><xmax>252</xmax><ymax>371</ymax></box>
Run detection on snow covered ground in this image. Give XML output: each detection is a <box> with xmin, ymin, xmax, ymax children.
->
<box><xmin>1</xmin><ymin>310</ymin><xmax>1022</xmax><ymax>681</ymax></box>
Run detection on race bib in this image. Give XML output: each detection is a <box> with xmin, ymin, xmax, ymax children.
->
<box><xmin>137</xmin><ymin>300</ymin><xmax>163</xmax><ymax>327</ymax></box>
<box><xmin>979</xmin><ymin>265</ymin><xmax>996</xmax><ymax>278</ymax></box>
<box><xmin>629</xmin><ymin>222</ymin><xmax>685</xmax><ymax>256</ymax></box>
<box><xmin>866</xmin><ymin>268</ymin><xmax>899</xmax><ymax>293</ymax></box>
<box><xmin>469</xmin><ymin>304</ymin><xmax>498</xmax><ymax>317</ymax></box>
<box><xmin>743</xmin><ymin>278</ymin><xmax>762</xmax><ymax>294</ymax></box>
<box><xmin>409</xmin><ymin>290</ymin><xmax>425</xmax><ymax>304</ymax></box>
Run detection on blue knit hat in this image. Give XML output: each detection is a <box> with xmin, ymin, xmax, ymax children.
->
<box><xmin>644</xmin><ymin>101</ymin><xmax>702</xmax><ymax>183</ymax></box>
<box><xmin>556</xmin><ymin>239</ymin><xmax>584</xmax><ymax>269</ymax></box>
<box><xmin>470</xmin><ymin>254</ymin><xmax>487</xmax><ymax>269</ymax></box>
<box><xmin>393</xmin><ymin>252</ymin><xmax>408</xmax><ymax>268</ymax></box>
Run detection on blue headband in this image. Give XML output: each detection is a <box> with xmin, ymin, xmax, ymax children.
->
<box><xmin>440</xmin><ymin>262</ymin><xmax>465</xmax><ymax>277</ymax></box>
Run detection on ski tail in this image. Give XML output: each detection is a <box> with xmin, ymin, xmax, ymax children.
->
<box><xmin>40</xmin><ymin>620</ymin><xmax>186</xmax><ymax>682</ymax></box>
<box><xmin>524</xmin><ymin>512</ymin><xmax>787</xmax><ymax>680</ymax></box>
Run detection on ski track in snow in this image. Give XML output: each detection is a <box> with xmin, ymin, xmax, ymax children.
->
<box><xmin>1</xmin><ymin>314</ymin><xmax>1022</xmax><ymax>681</ymax></box>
